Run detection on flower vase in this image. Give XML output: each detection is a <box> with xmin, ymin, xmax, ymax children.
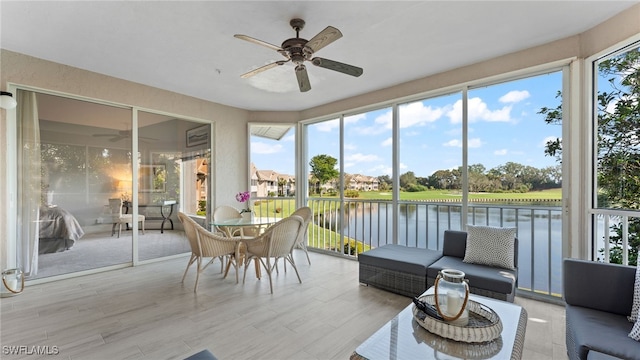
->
<box><xmin>241</xmin><ymin>212</ymin><xmax>253</xmax><ymax>222</ymax></box>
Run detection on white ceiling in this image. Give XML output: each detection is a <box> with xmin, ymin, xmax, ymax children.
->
<box><xmin>1</xmin><ymin>1</ymin><xmax>638</xmax><ymax>112</ymax></box>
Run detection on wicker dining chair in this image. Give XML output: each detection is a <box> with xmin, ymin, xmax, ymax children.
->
<box><xmin>177</xmin><ymin>212</ymin><xmax>239</xmax><ymax>292</ymax></box>
<box><xmin>242</xmin><ymin>215</ymin><xmax>305</xmax><ymax>294</ymax></box>
<box><xmin>291</xmin><ymin>206</ymin><xmax>313</xmax><ymax>265</ymax></box>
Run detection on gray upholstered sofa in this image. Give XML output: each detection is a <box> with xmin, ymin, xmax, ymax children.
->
<box><xmin>564</xmin><ymin>258</ymin><xmax>639</xmax><ymax>360</ymax></box>
<box><xmin>426</xmin><ymin>230</ymin><xmax>518</xmax><ymax>302</ymax></box>
<box><xmin>358</xmin><ymin>229</ymin><xmax>518</xmax><ymax>302</ymax></box>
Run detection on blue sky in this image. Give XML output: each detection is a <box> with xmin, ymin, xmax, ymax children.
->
<box><xmin>251</xmin><ymin>71</ymin><xmax>563</xmax><ymax>178</ymax></box>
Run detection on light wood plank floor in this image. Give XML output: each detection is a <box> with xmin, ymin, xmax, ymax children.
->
<box><xmin>0</xmin><ymin>251</ymin><xmax>567</xmax><ymax>360</ymax></box>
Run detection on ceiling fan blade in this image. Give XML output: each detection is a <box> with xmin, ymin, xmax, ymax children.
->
<box><xmin>240</xmin><ymin>60</ymin><xmax>288</xmax><ymax>78</ymax></box>
<box><xmin>234</xmin><ymin>34</ymin><xmax>282</xmax><ymax>52</ymax></box>
<box><xmin>295</xmin><ymin>65</ymin><xmax>311</xmax><ymax>92</ymax></box>
<box><xmin>304</xmin><ymin>26</ymin><xmax>342</xmax><ymax>53</ymax></box>
<box><xmin>311</xmin><ymin>57</ymin><xmax>363</xmax><ymax>77</ymax></box>
<box><xmin>93</xmin><ymin>134</ymin><xmax>115</xmax><ymax>137</ymax></box>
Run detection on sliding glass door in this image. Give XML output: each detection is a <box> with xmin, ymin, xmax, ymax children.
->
<box><xmin>30</xmin><ymin>92</ymin><xmax>135</xmax><ymax>278</ymax></box>
<box><xmin>15</xmin><ymin>90</ymin><xmax>211</xmax><ymax>280</ymax></box>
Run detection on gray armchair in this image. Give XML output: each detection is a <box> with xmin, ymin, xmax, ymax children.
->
<box><xmin>563</xmin><ymin>258</ymin><xmax>639</xmax><ymax>360</ymax></box>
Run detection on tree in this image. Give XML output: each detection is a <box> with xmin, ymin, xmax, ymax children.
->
<box><xmin>399</xmin><ymin>171</ymin><xmax>417</xmax><ymax>189</ymax></box>
<box><xmin>467</xmin><ymin>164</ymin><xmax>489</xmax><ymax>192</ymax></box>
<box><xmin>377</xmin><ymin>175</ymin><xmax>392</xmax><ymax>190</ymax></box>
<box><xmin>539</xmin><ymin>47</ymin><xmax>640</xmax><ymax>265</ymax></box>
<box><xmin>538</xmin><ymin>90</ymin><xmax>563</xmax><ymax>163</ymax></box>
<box><xmin>429</xmin><ymin>169</ymin><xmax>456</xmax><ymax>190</ymax></box>
<box><xmin>416</xmin><ymin>176</ymin><xmax>430</xmax><ymax>188</ymax></box>
<box><xmin>309</xmin><ymin>154</ymin><xmax>339</xmax><ymax>196</ymax></box>
<box><xmin>277</xmin><ymin>177</ymin><xmax>288</xmax><ymax>196</ymax></box>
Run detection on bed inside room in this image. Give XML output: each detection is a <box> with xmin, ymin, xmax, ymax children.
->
<box><xmin>38</xmin><ymin>205</ymin><xmax>85</xmax><ymax>254</ymax></box>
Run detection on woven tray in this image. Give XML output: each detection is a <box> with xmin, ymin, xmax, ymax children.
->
<box><xmin>412</xmin><ymin>294</ymin><xmax>503</xmax><ymax>343</ymax></box>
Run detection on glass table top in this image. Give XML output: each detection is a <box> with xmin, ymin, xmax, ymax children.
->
<box><xmin>351</xmin><ymin>287</ymin><xmax>527</xmax><ymax>360</ymax></box>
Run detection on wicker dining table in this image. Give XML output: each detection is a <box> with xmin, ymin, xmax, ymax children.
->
<box><xmin>210</xmin><ymin>217</ymin><xmax>279</xmax><ymax>280</ymax></box>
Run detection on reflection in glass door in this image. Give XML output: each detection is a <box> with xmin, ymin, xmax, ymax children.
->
<box><xmin>137</xmin><ymin>112</ymin><xmax>210</xmax><ymax>262</ymax></box>
<box><xmin>31</xmin><ymin>92</ymin><xmax>134</xmax><ymax>279</ymax></box>
<box><xmin>19</xmin><ymin>91</ymin><xmax>212</xmax><ymax>280</ymax></box>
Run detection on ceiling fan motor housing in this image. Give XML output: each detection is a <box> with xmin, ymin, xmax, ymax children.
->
<box><xmin>281</xmin><ymin>38</ymin><xmax>312</xmax><ymax>64</ymax></box>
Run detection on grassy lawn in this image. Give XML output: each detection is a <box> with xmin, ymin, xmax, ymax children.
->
<box><xmin>355</xmin><ymin>188</ymin><xmax>562</xmax><ymax>201</ymax></box>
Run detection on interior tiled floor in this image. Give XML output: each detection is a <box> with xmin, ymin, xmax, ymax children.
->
<box><xmin>1</xmin><ymin>251</ymin><xmax>567</xmax><ymax>360</ymax></box>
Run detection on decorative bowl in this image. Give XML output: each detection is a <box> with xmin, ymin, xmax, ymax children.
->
<box><xmin>412</xmin><ymin>294</ymin><xmax>503</xmax><ymax>343</ymax></box>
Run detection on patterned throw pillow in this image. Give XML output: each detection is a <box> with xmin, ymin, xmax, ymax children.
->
<box><xmin>630</xmin><ymin>317</ymin><xmax>640</xmax><ymax>341</ymax></box>
<box><xmin>629</xmin><ymin>261</ymin><xmax>640</xmax><ymax>323</ymax></box>
<box><xmin>463</xmin><ymin>225</ymin><xmax>517</xmax><ymax>270</ymax></box>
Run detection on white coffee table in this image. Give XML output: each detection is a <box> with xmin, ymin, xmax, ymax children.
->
<box><xmin>351</xmin><ymin>287</ymin><xmax>527</xmax><ymax>360</ymax></box>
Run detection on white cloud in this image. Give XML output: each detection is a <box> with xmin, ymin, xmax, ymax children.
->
<box><xmin>381</xmin><ymin>137</ymin><xmax>392</xmax><ymax>147</ymax></box>
<box><xmin>314</xmin><ymin>118</ymin><xmax>339</xmax><ymax>132</ymax></box>
<box><xmin>494</xmin><ymin>149</ymin><xmax>508</xmax><ymax>155</ymax></box>
<box><xmin>344</xmin><ymin>143</ymin><xmax>357</xmax><ymax>151</ymax></box>
<box><xmin>345</xmin><ymin>153</ymin><xmax>380</xmax><ymax>162</ymax></box>
<box><xmin>499</xmin><ymin>90</ymin><xmax>530</xmax><ymax>103</ymax></box>
<box><xmin>369</xmin><ymin>164</ymin><xmax>392</xmax><ymax>176</ymax></box>
<box><xmin>353</xmin><ymin>111</ymin><xmax>392</xmax><ymax>135</ymax></box>
<box><xmin>443</xmin><ymin>138</ymin><xmax>482</xmax><ymax>148</ymax></box>
<box><xmin>448</xmin><ymin>97</ymin><xmax>513</xmax><ymax>124</ymax></box>
<box><xmin>358</xmin><ymin>102</ymin><xmax>447</xmax><ymax>134</ymax></box>
<box><xmin>444</xmin><ymin>139</ymin><xmax>462</xmax><ymax>147</ymax></box>
<box><xmin>251</xmin><ymin>141</ymin><xmax>283</xmax><ymax>154</ymax></box>
<box><xmin>399</xmin><ymin>101</ymin><xmax>446</xmax><ymax>128</ymax></box>
<box><xmin>345</xmin><ymin>113</ymin><xmax>367</xmax><ymax>125</ymax></box>
<box><xmin>605</xmin><ymin>98</ymin><xmax>618</xmax><ymax>114</ymax></box>
<box><xmin>283</xmin><ymin>133</ymin><xmax>295</xmax><ymax>142</ymax></box>
<box><xmin>468</xmin><ymin>138</ymin><xmax>483</xmax><ymax>148</ymax></box>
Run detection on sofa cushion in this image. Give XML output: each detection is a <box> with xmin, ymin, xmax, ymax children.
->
<box><xmin>566</xmin><ymin>305</ymin><xmax>639</xmax><ymax>360</ymax></box>
<box><xmin>563</xmin><ymin>259</ymin><xmax>635</xmax><ymax>316</ymax></box>
<box><xmin>358</xmin><ymin>244</ymin><xmax>442</xmax><ymax>276</ymax></box>
<box><xmin>442</xmin><ymin>230</ymin><xmax>468</xmax><ymax>258</ymax></box>
<box><xmin>630</xmin><ymin>317</ymin><xmax>640</xmax><ymax>341</ymax></box>
<box><xmin>630</xmin><ymin>262</ymin><xmax>640</xmax><ymax>322</ymax></box>
<box><xmin>427</xmin><ymin>256</ymin><xmax>517</xmax><ymax>295</ymax></box>
<box><xmin>463</xmin><ymin>225</ymin><xmax>516</xmax><ymax>270</ymax></box>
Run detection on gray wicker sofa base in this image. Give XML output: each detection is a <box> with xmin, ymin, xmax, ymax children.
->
<box><xmin>359</xmin><ymin>230</ymin><xmax>518</xmax><ymax>302</ymax></box>
<box><xmin>358</xmin><ymin>244</ymin><xmax>442</xmax><ymax>297</ymax></box>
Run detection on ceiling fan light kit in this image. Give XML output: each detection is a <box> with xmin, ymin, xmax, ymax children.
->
<box><xmin>234</xmin><ymin>18</ymin><xmax>363</xmax><ymax>92</ymax></box>
<box><xmin>0</xmin><ymin>91</ymin><xmax>18</xmax><ymax>110</ymax></box>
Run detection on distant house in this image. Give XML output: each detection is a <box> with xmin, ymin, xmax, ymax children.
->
<box><xmin>347</xmin><ymin>174</ymin><xmax>379</xmax><ymax>191</ymax></box>
<box><xmin>250</xmin><ymin>163</ymin><xmax>295</xmax><ymax>197</ymax></box>
<box><xmin>308</xmin><ymin>172</ymin><xmax>380</xmax><ymax>194</ymax></box>
<box><xmin>252</xmin><ymin>164</ymin><xmax>381</xmax><ymax>197</ymax></box>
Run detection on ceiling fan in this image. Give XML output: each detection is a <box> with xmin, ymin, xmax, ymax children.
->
<box><xmin>234</xmin><ymin>18</ymin><xmax>363</xmax><ymax>92</ymax></box>
<box><xmin>92</xmin><ymin>130</ymin><xmax>157</xmax><ymax>143</ymax></box>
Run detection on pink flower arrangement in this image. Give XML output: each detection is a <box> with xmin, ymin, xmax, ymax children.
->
<box><xmin>235</xmin><ymin>191</ymin><xmax>251</xmax><ymax>212</ymax></box>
